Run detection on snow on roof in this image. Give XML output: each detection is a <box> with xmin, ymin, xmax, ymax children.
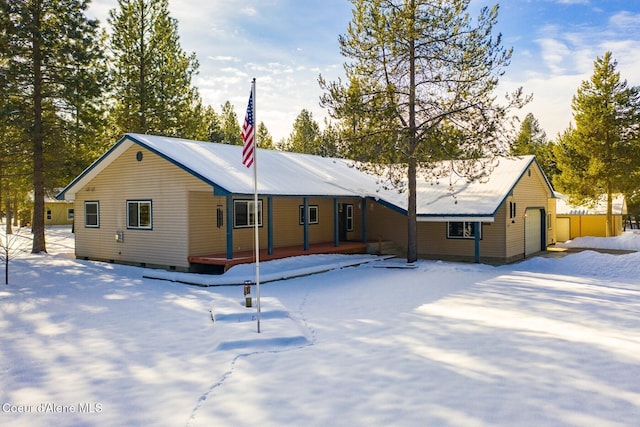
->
<box><xmin>58</xmin><ymin>133</ymin><xmax>544</xmax><ymax>220</ymax></box>
<box><xmin>555</xmin><ymin>192</ymin><xmax>627</xmax><ymax>215</ymax></box>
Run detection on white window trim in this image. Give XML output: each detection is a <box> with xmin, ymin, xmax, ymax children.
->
<box><xmin>299</xmin><ymin>205</ymin><xmax>319</xmax><ymax>225</ymax></box>
<box><xmin>234</xmin><ymin>199</ymin><xmax>263</xmax><ymax>228</ymax></box>
<box><xmin>447</xmin><ymin>221</ymin><xmax>482</xmax><ymax>240</ymax></box>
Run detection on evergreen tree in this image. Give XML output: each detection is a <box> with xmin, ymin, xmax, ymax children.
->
<box><xmin>202</xmin><ymin>105</ymin><xmax>225</xmax><ymax>143</ymax></box>
<box><xmin>284</xmin><ymin>109</ymin><xmax>322</xmax><ymax>154</ymax></box>
<box><xmin>512</xmin><ymin>113</ymin><xmax>547</xmax><ymax>156</ymax></box>
<box><xmin>256</xmin><ymin>122</ymin><xmax>274</xmax><ymax>149</ymax></box>
<box><xmin>320</xmin><ymin>0</ymin><xmax>527</xmax><ymax>262</ymax></box>
<box><xmin>553</xmin><ymin>52</ymin><xmax>640</xmax><ymax>236</ymax></box>
<box><xmin>219</xmin><ymin>101</ymin><xmax>242</xmax><ymax>145</ymax></box>
<box><xmin>512</xmin><ymin>113</ymin><xmax>558</xmax><ymax>181</ymax></box>
<box><xmin>108</xmin><ymin>0</ymin><xmax>202</xmax><ymax>138</ymax></box>
<box><xmin>2</xmin><ymin>0</ymin><xmax>108</xmax><ymax>253</ymax></box>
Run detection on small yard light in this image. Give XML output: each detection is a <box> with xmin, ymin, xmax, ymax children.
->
<box><xmin>243</xmin><ymin>280</ymin><xmax>252</xmax><ymax>307</ymax></box>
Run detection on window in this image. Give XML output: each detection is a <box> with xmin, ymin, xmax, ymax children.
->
<box><xmin>447</xmin><ymin>222</ymin><xmax>482</xmax><ymax>239</ymax></box>
<box><xmin>234</xmin><ymin>200</ymin><xmax>262</xmax><ymax>228</ymax></box>
<box><xmin>84</xmin><ymin>201</ymin><xmax>99</xmax><ymax>228</ymax></box>
<box><xmin>46</xmin><ymin>209</ymin><xmax>52</xmax><ymax>220</ymax></box>
<box><xmin>127</xmin><ymin>200</ymin><xmax>152</xmax><ymax>229</ymax></box>
<box><xmin>345</xmin><ymin>204</ymin><xmax>354</xmax><ymax>231</ymax></box>
<box><xmin>67</xmin><ymin>208</ymin><xmax>74</xmax><ymax>219</ymax></box>
<box><xmin>509</xmin><ymin>201</ymin><xmax>517</xmax><ymax>220</ymax></box>
<box><xmin>299</xmin><ymin>205</ymin><xmax>319</xmax><ymax>225</ymax></box>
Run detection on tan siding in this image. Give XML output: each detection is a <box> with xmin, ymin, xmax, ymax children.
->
<box><xmin>188</xmin><ymin>192</ymin><xmax>227</xmax><ymax>255</ymax></box>
<box><xmin>368</xmin><ymin>203</ymin><xmax>407</xmax><ymax>252</ymax></box>
<box><xmin>416</xmin><ymin>219</ymin><xmax>505</xmax><ymax>261</ymax></box>
<box><xmin>75</xmin><ymin>145</ymin><xmax>212</xmax><ymax>269</ymax></box>
<box><xmin>505</xmin><ymin>163</ymin><xmax>552</xmax><ymax>259</ymax></box>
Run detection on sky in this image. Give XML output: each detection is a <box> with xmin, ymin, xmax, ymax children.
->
<box><xmin>86</xmin><ymin>0</ymin><xmax>640</xmax><ymax>142</ymax></box>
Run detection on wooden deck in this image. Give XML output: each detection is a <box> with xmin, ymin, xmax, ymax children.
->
<box><xmin>188</xmin><ymin>241</ymin><xmax>368</xmax><ymax>273</ymax></box>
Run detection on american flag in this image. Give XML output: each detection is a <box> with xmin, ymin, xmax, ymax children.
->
<box><xmin>241</xmin><ymin>89</ymin><xmax>255</xmax><ymax>168</ymax></box>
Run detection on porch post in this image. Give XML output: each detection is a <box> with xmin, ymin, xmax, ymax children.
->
<box><xmin>226</xmin><ymin>194</ymin><xmax>233</xmax><ymax>259</ymax></box>
<box><xmin>474</xmin><ymin>221</ymin><xmax>480</xmax><ymax>263</ymax></box>
<box><xmin>361</xmin><ymin>198</ymin><xmax>367</xmax><ymax>243</ymax></box>
<box><xmin>333</xmin><ymin>198</ymin><xmax>339</xmax><ymax>247</ymax></box>
<box><xmin>267</xmin><ymin>196</ymin><xmax>273</xmax><ymax>255</ymax></box>
<box><xmin>303</xmin><ymin>197</ymin><xmax>309</xmax><ymax>251</ymax></box>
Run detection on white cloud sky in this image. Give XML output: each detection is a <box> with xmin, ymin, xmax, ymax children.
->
<box><xmin>88</xmin><ymin>0</ymin><xmax>640</xmax><ymax>142</ymax></box>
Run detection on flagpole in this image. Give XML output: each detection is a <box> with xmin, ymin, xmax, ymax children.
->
<box><xmin>251</xmin><ymin>78</ymin><xmax>261</xmax><ymax>334</ymax></box>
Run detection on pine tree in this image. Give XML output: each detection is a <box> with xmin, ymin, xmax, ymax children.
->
<box><xmin>554</xmin><ymin>52</ymin><xmax>640</xmax><ymax>236</ymax></box>
<box><xmin>256</xmin><ymin>122</ymin><xmax>274</xmax><ymax>149</ymax></box>
<box><xmin>512</xmin><ymin>113</ymin><xmax>558</xmax><ymax>181</ymax></box>
<box><xmin>284</xmin><ymin>109</ymin><xmax>322</xmax><ymax>154</ymax></box>
<box><xmin>219</xmin><ymin>101</ymin><xmax>242</xmax><ymax>145</ymax></box>
<box><xmin>108</xmin><ymin>0</ymin><xmax>202</xmax><ymax>139</ymax></box>
<box><xmin>320</xmin><ymin>0</ymin><xmax>527</xmax><ymax>262</ymax></box>
<box><xmin>2</xmin><ymin>0</ymin><xmax>108</xmax><ymax>253</ymax></box>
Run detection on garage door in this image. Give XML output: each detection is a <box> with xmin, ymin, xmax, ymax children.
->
<box><xmin>525</xmin><ymin>208</ymin><xmax>542</xmax><ymax>257</ymax></box>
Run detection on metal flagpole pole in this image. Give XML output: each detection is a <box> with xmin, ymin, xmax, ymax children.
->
<box><xmin>252</xmin><ymin>78</ymin><xmax>261</xmax><ymax>333</ymax></box>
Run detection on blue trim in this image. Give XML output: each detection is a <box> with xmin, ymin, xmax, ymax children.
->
<box><xmin>268</xmin><ymin>197</ymin><xmax>274</xmax><ymax>255</ymax></box>
<box><xmin>333</xmin><ymin>198</ymin><xmax>339</xmax><ymax>247</ymax></box>
<box><xmin>474</xmin><ymin>222</ymin><xmax>481</xmax><ymax>263</ymax></box>
<box><xmin>226</xmin><ymin>194</ymin><xmax>233</xmax><ymax>259</ymax></box>
<box><xmin>56</xmin><ymin>136</ymin><xmax>130</xmax><ymax>200</ymax></box>
<box><xmin>492</xmin><ymin>156</ymin><xmax>554</xmax><ymax>218</ymax></box>
<box><xmin>362</xmin><ymin>198</ymin><xmax>367</xmax><ymax>243</ymax></box>
<box><xmin>303</xmin><ymin>197</ymin><xmax>309</xmax><ymax>251</ymax></box>
<box><xmin>375</xmin><ymin>198</ymin><xmax>407</xmax><ymax>216</ymax></box>
<box><xmin>124</xmin><ymin>134</ymin><xmax>234</xmax><ymax>195</ymax></box>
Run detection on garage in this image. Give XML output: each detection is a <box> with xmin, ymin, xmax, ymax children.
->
<box><xmin>525</xmin><ymin>208</ymin><xmax>544</xmax><ymax>257</ymax></box>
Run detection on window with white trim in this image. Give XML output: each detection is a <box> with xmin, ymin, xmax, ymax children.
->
<box><xmin>234</xmin><ymin>200</ymin><xmax>262</xmax><ymax>228</ymax></box>
<box><xmin>346</xmin><ymin>204</ymin><xmax>354</xmax><ymax>231</ymax></box>
<box><xmin>299</xmin><ymin>205</ymin><xmax>319</xmax><ymax>225</ymax></box>
<box><xmin>447</xmin><ymin>222</ymin><xmax>482</xmax><ymax>239</ymax></box>
<box><xmin>84</xmin><ymin>201</ymin><xmax>99</xmax><ymax>228</ymax></box>
<box><xmin>127</xmin><ymin>200</ymin><xmax>152</xmax><ymax>229</ymax></box>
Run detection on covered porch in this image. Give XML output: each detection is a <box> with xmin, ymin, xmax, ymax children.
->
<box><xmin>188</xmin><ymin>241</ymin><xmax>368</xmax><ymax>273</ymax></box>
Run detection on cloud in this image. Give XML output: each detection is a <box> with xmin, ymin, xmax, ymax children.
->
<box><xmin>609</xmin><ymin>11</ymin><xmax>640</xmax><ymax>28</ymax></box>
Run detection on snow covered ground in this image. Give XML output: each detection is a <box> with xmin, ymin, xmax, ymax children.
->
<box><xmin>1</xmin><ymin>226</ymin><xmax>639</xmax><ymax>426</ymax></box>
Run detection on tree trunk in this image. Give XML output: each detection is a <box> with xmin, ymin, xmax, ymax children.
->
<box><xmin>407</xmin><ymin>157</ymin><xmax>418</xmax><ymax>263</ymax></box>
<box><xmin>406</xmin><ymin>4</ymin><xmax>418</xmax><ymax>264</ymax></box>
<box><xmin>31</xmin><ymin>0</ymin><xmax>46</xmax><ymax>253</ymax></box>
<box><xmin>606</xmin><ymin>188</ymin><xmax>613</xmax><ymax>238</ymax></box>
<box><xmin>4</xmin><ymin>196</ymin><xmax>11</xmax><ymax>235</ymax></box>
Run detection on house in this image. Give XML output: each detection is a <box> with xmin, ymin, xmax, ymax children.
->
<box><xmin>555</xmin><ymin>193</ymin><xmax>627</xmax><ymax>241</ymax></box>
<box><xmin>57</xmin><ymin>134</ymin><xmax>555</xmax><ymax>271</ymax></box>
<box><xmin>18</xmin><ymin>190</ymin><xmax>74</xmax><ymax>226</ymax></box>
<box><xmin>44</xmin><ymin>190</ymin><xmax>75</xmax><ymax>226</ymax></box>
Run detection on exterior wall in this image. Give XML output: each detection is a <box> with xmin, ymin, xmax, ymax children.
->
<box><xmin>188</xmin><ymin>192</ymin><xmax>227</xmax><ymax>256</ymax></box>
<box><xmin>74</xmin><ymin>145</ymin><xmax>212</xmax><ymax>269</ymax></box>
<box><xmin>44</xmin><ymin>202</ymin><xmax>74</xmax><ymax>225</ymax></box>
<box><xmin>416</xmin><ymin>218</ymin><xmax>505</xmax><ymax>263</ymax></box>
<box><xmin>367</xmin><ymin>202</ymin><xmax>407</xmax><ymax>253</ymax></box>
<box><xmin>367</xmin><ymin>161</ymin><xmax>553</xmax><ymax>264</ymax></box>
<box><xmin>558</xmin><ymin>214</ymin><xmax>624</xmax><ymax>239</ymax></box>
<box><xmin>504</xmin><ymin>163</ymin><xmax>553</xmax><ymax>260</ymax></box>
